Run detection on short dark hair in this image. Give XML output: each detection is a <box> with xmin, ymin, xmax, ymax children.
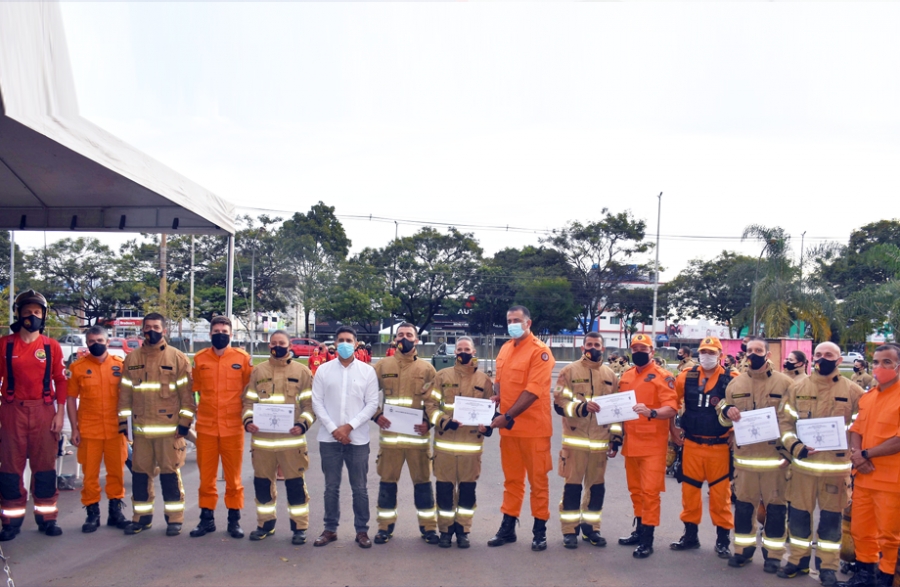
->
<box><xmin>507</xmin><ymin>305</ymin><xmax>531</xmax><ymax>320</ymax></box>
<box><xmin>210</xmin><ymin>316</ymin><xmax>232</xmax><ymax>331</ymax></box>
<box><xmin>396</xmin><ymin>323</ymin><xmax>417</xmax><ymax>337</ymax></box>
<box><xmin>746</xmin><ymin>336</ymin><xmax>768</xmax><ymax>350</ymax></box>
<box><xmin>143</xmin><ymin>312</ymin><xmax>166</xmax><ymax>326</ymax></box>
<box><xmin>792</xmin><ymin>350</ymin><xmax>807</xmax><ymax>365</ymax></box>
<box><xmin>585</xmin><ymin>332</ymin><xmax>604</xmax><ymax>344</ymax></box>
<box><xmin>875</xmin><ymin>344</ymin><xmax>900</xmax><ymax>362</ymax></box>
<box><xmin>86</xmin><ymin>325</ymin><xmax>108</xmax><ymax>339</ymax></box>
<box><xmin>335</xmin><ymin>326</ymin><xmax>357</xmax><ymax>340</ymax></box>
<box><xmin>270</xmin><ymin>329</ymin><xmax>290</xmax><ymax>343</ymax></box>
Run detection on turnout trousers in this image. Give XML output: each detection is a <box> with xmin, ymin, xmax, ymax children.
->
<box><xmin>130</xmin><ymin>435</ymin><xmax>187</xmax><ymax>524</ymax></box>
<box><xmin>0</xmin><ymin>401</ymin><xmax>59</xmax><ymax>525</ymax></box>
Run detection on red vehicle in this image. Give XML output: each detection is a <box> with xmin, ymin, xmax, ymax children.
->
<box><xmin>290</xmin><ymin>337</ymin><xmax>320</xmax><ymax>358</ymax></box>
<box><xmin>107</xmin><ymin>337</ymin><xmax>129</xmax><ymax>354</ymax></box>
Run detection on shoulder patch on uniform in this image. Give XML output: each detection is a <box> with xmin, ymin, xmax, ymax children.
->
<box><xmin>541</xmin><ymin>352</ymin><xmax>549</xmax><ymax>361</ymax></box>
<box><xmin>666</xmin><ymin>376</ymin><xmax>675</xmax><ymax>389</ymax></box>
<box><xmin>644</xmin><ymin>373</ymin><xmax>656</xmax><ymax>382</ymax></box>
<box><xmin>232</xmin><ymin>364</ymin><xmax>242</xmax><ymax>369</ymax></box>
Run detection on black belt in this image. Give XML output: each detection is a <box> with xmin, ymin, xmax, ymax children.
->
<box><xmin>685</xmin><ymin>434</ymin><xmax>729</xmax><ymax>446</ymax></box>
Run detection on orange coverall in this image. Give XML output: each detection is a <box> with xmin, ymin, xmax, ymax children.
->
<box><xmin>619</xmin><ymin>363</ymin><xmax>678</xmax><ymax>527</ymax></box>
<box><xmin>849</xmin><ymin>379</ymin><xmax>900</xmax><ymax>576</ymax></box>
<box><xmin>192</xmin><ymin>346</ymin><xmax>252</xmax><ymax>511</ymax></box>
<box><xmin>68</xmin><ymin>353</ymin><xmax>128</xmax><ymax>506</ymax></box>
<box><xmin>495</xmin><ymin>333</ymin><xmax>555</xmax><ymax>521</ymax></box>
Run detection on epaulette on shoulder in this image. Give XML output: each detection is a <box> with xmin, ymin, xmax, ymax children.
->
<box><xmin>110</xmin><ymin>354</ymin><xmax>124</xmax><ymax>362</ymax></box>
<box><xmin>233</xmin><ymin>347</ymin><xmax>250</xmax><ymax>356</ymax></box>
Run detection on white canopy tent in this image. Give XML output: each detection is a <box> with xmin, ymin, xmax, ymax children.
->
<box><xmin>0</xmin><ymin>2</ymin><xmax>238</xmax><ymax>318</ymax></box>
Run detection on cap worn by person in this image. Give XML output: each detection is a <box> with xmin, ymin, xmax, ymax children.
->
<box><xmin>698</xmin><ymin>337</ymin><xmax>722</xmax><ymax>353</ymax></box>
<box><xmin>630</xmin><ymin>333</ymin><xmax>654</xmax><ymax>349</ymax></box>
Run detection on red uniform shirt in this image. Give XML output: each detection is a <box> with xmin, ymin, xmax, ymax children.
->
<box><xmin>0</xmin><ymin>334</ymin><xmax>68</xmax><ymax>403</ymax></box>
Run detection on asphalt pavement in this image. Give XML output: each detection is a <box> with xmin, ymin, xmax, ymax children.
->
<box><xmin>10</xmin><ymin>366</ymin><xmax>840</xmax><ymax>587</ymax></box>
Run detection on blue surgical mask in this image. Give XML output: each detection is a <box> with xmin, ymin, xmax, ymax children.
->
<box><xmin>508</xmin><ymin>323</ymin><xmax>525</xmax><ymax>339</ymax></box>
<box><xmin>337</xmin><ymin>342</ymin><xmax>355</xmax><ymax>360</ymax></box>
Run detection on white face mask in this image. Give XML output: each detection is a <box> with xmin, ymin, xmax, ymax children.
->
<box><xmin>699</xmin><ymin>354</ymin><xmax>719</xmax><ymax>370</ymax></box>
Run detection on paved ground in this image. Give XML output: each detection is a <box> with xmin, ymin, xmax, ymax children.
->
<box><xmin>10</xmin><ymin>363</ymin><xmax>844</xmax><ymax>587</ymax></box>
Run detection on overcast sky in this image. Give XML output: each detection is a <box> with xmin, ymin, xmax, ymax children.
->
<box><xmin>15</xmin><ymin>2</ymin><xmax>900</xmax><ymax>280</ymax></box>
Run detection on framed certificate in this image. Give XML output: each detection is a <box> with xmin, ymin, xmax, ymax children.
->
<box><xmin>254</xmin><ymin>403</ymin><xmax>295</xmax><ymax>434</ymax></box>
<box><xmin>796</xmin><ymin>416</ymin><xmax>848</xmax><ymax>451</ymax></box>
<box><xmin>384</xmin><ymin>404</ymin><xmax>425</xmax><ymax>436</ymax></box>
<box><xmin>453</xmin><ymin>396</ymin><xmax>495</xmax><ymax>426</ymax></box>
<box><xmin>733</xmin><ymin>407</ymin><xmax>780</xmax><ymax>446</ymax></box>
<box><xmin>595</xmin><ymin>390</ymin><xmax>640</xmax><ymax>426</ymax></box>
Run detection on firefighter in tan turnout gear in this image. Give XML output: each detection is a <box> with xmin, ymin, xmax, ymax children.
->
<box><xmin>716</xmin><ymin>336</ymin><xmax>792</xmax><ymax>574</ymax></box>
<box><xmin>676</xmin><ymin>348</ymin><xmax>697</xmax><ymax>373</ymax></box>
<box><xmin>242</xmin><ymin>330</ymin><xmax>316</xmax><ymax>544</ymax></box>
<box><xmin>423</xmin><ymin>337</ymin><xmax>494</xmax><ymax>548</ymax></box>
<box><xmin>372</xmin><ymin>323</ymin><xmax>438</xmax><ymax>544</ymax></box>
<box><xmin>553</xmin><ymin>332</ymin><xmax>621</xmax><ymax>549</ymax></box>
<box><xmin>117</xmin><ymin>312</ymin><xmax>195</xmax><ymax>536</ymax></box>
<box><xmin>777</xmin><ymin>342</ymin><xmax>863</xmax><ymax>587</ymax></box>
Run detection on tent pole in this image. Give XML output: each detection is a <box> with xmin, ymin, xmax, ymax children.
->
<box><xmin>225</xmin><ymin>234</ymin><xmax>235</xmax><ymax>319</ymax></box>
<box><xmin>8</xmin><ymin>231</ymin><xmax>13</xmax><ymax>327</ymax></box>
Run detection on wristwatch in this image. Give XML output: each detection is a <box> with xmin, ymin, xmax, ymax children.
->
<box><xmin>649</xmin><ymin>409</ymin><xmax>658</xmax><ymax>420</ymax></box>
<box><xmin>861</xmin><ymin>449</ymin><xmax>870</xmax><ymax>460</ymax></box>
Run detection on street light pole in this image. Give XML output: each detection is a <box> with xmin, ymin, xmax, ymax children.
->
<box><xmin>651</xmin><ymin>192</ymin><xmax>662</xmax><ymax>343</ymax></box>
<box><xmin>8</xmin><ymin>231</ymin><xmax>14</xmax><ymax>327</ymax></box>
<box><xmin>189</xmin><ymin>235</ymin><xmax>195</xmax><ymax>353</ymax></box>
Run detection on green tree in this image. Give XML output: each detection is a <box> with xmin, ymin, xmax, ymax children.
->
<box><xmin>280</xmin><ymin>203</ymin><xmax>351</xmax><ymax>335</ymax></box>
<box><xmin>607</xmin><ymin>286</ymin><xmax>668</xmax><ymax>347</ymax></box>
<box><xmin>320</xmin><ymin>257</ymin><xmax>399</xmax><ymax>332</ymax></box>
<box><xmin>515</xmin><ymin>277</ymin><xmax>579</xmax><ymax>335</ymax></box>
<box><xmin>542</xmin><ymin>211</ymin><xmax>652</xmax><ymax>334</ymax></box>
<box><xmin>818</xmin><ymin>220</ymin><xmax>900</xmax><ymax>299</ymax></box>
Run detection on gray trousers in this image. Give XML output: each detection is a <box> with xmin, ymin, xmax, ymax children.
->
<box><xmin>320</xmin><ymin>441</ymin><xmax>370</xmax><ymax>533</ymax></box>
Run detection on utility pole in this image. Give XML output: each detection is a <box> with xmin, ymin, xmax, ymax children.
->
<box><xmin>389</xmin><ymin>221</ymin><xmax>398</xmax><ymax>340</ymax></box>
<box><xmin>798</xmin><ymin>231</ymin><xmax>806</xmax><ymax>340</ymax></box>
<box><xmin>159</xmin><ymin>233</ymin><xmax>167</xmax><ymax>315</ymax></box>
<box><xmin>8</xmin><ymin>231</ymin><xmax>14</xmax><ymax>327</ymax></box>
<box><xmin>651</xmin><ymin>192</ymin><xmax>662</xmax><ymax>344</ymax></box>
<box><xmin>189</xmin><ymin>235</ymin><xmax>195</xmax><ymax>353</ymax></box>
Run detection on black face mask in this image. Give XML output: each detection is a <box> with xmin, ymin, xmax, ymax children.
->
<box><xmin>632</xmin><ymin>352</ymin><xmax>650</xmax><ymax>367</ymax></box>
<box><xmin>144</xmin><ymin>330</ymin><xmax>163</xmax><ymax>345</ymax></box>
<box><xmin>211</xmin><ymin>333</ymin><xmax>231</xmax><ymax>350</ymax></box>
<box><xmin>740</xmin><ymin>343</ymin><xmax>748</xmax><ymax>353</ymax></box>
<box><xmin>852</xmin><ymin>366</ymin><xmax>860</xmax><ymax>373</ymax></box>
<box><xmin>88</xmin><ymin>343</ymin><xmax>107</xmax><ymax>357</ymax></box>
<box><xmin>816</xmin><ymin>358</ymin><xmax>838</xmax><ymax>376</ymax></box>
<box><xmin>748</xmin><ymin>354</ymin><xmax>767</xmax><ymax>370</ymax></box>
<box><xmin>783</xmin><ymin>360</ymin><xmax>797</xmax><ymax>371</ymax></box>
<box><xmin>585</xmin><ymin>348</ymin><xmax>603</xmax><ymax>363</ymax></box>
<box><xmin>21</xmin><ymin>315</ymin><xmax>43</xmax><ymax>333</ymax></box>
<box><xmin>456</xmin><ymin>352</ymin><xmax>474</xmax><ymax>365</ymax></box>
<box><xmin>271</xmin><ymin>346</ymin><xmax>289</xmax><ymax>359</ymax></box>
<box><xmin>397</xmin><ymin>338</ymin><xmax>415</xmax><ymax>354</ymax></box>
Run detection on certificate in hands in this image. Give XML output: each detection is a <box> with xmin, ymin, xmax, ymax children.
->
<box><xmin>254</xmin><ymin>403</ymin><xmax>295</xmax><ymax>434</ymax></box>
<box><xmin>453</xmin><ymin>396</ymin><xmax>494</xmax><ymax>426</ymax></box>
<box><xmin>796</xmin><ymin>416</ymin><xmax>848</xmax><ymax>451</ymax></box>
<box><xmin>384</xmin><ymin>404</ymin><xmax>425</xmax><ymax>436</ymax></box>
<box><xmin>595</xmin><ymin>390</ymin><xmax>640</xmax><ymax>426</ymax></box>
<box><xmin>733</xmin><ymin>406</ymin><xmax>780</xmax><ymax>446</ymax></box>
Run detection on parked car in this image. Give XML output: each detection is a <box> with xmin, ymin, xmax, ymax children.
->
<box><xmin>290</xmin><ymin>337</ymin><xmax>320</xmax><ymax>358</ymax></box>
<box><xmin>107</xmin><ymin>337</ymin><xmax>129</xmax><ymax>355</ymax></box>
<box><xmin>58</xmin><ymin>332</ymin><xmax>87</xmax><ymax>365</ymax></box>
<box><xmin>841</xmin><ymin>352</ymin><xmax>864</xmax><ymax>364</ymax></box>
<box><xmin>125</xmin><ymin>338</ymin><xmax>142</xmax><ymax>353</ymax></box>
<box><xmin>431</xmin><ymin>343</ymin><xmax>456</xmax><ymax>370</ymax></box>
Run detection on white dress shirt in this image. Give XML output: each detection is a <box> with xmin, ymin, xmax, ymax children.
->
<box><xmin>312</xmin><ymin>357</ymin><xmax>380</xmax><ymax>445</ymax></box>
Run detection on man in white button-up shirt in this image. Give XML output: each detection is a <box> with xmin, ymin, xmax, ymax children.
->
<box><xmin>311</xmin><ymin>326</ymin><xmax>379</xmax><ymax>549</ymax></box>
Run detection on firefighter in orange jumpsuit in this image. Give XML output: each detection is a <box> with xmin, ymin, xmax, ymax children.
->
<box><xmin>670</xmin><ymin>336</ymin><xmax>738</xmax><ymax>558</ymax></box>
<box><xmin>487</xmin><ymin>305</ymin><xmax>555</xmax><ymax>552</ymax></box>
<box><xmin>66</xmin><ymin>325</ymin><xmax>129</xmax><ymax>533</ymax></box>
<box><xmin>0</xmin><ymin>290</ymin><xmax>68</xmax><ymax>541</ymax></box>
<box><xmin>844</xmin><ymin>344</ymin><xmax>900</xmax><ymax>587</ymax></box>
<box><xmin>189</xmin><ymin>316</ymin><xmax>252</xmax><ymax>539</ymax></box>
<box><xmin>616</xmin><ymin>333</ymin><xmax>678</xmax><ymax>559</ymax></box>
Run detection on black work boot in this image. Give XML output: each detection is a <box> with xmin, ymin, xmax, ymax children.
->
<box><xmin>374</xmin><ymin>523</ymin><xmax>394</xmax><ymax>545</ymax></box>
<box><xmin>531</xmin><ymin>518</ymin><xmax>547</xmax><ymax>552</ymax></box>
<box><xmin>82</xmin><ymin>503</ymin><xmax>101</xmax><ymax>533</ymax></box>
<box><xmin>619</xmin><ymin>517</ymin><xmax>642</xmax><ymax>546</ymax></box>
<box><xmin>837</xmin><ymin>562</ymin><xmax>876</xmax><ymax>587</ymax></box>
<box><xmin>563</xmin><ymin>533</ymin><xmax>578</xmax><ymax>549</ymax></box>
<box><xmin>291</xmin><ymin>521</ymin><xmax>307</xmax><ymax>545</ymax></box>
<box><xmin>670</xmin><ymin>522</ymin><xmax>700</xmax><ymax>551</ymax></box>
<box><xmin>190</xmin><ymin>508</ymin><xmax>216</xmax><ymax>537</ymax></box>
<box><xmin>42</xmin><ymin>520</ymin><xmax>63</xmax><ymax>537</ymax></box>
<box><xmin>0</xmin><ymin>518</ymin><xmax>22</xmax><ymax>542</ymax></box>
<box><xmin>420</xmin><ymin>526</ymin><xmax>440</xmax><ymax>545</ymax></box>
<box><xmin>107</xmin><ymin>499</ymin><xmax>128</xmax><ymax>529</ymax></box>
<box><xmin>123</xmin><ymin>515</ymin><xmax>153</xmax><ymax>535</ymax></box>
<box><xmin>777</xmin><ymin>563</ymin><xmax>810</xmax><ymax>578</ymax></box>
<box><xmin>249</xmin><ymin>519</ymin><xmax>276</xmax><ymax>541</ymax></box>
<box><xmin>875</xmin><ymin>571</ymin><xmax>893</xmax><ymax>587</ymax></box>
<box><xmin>438</xmin><ymin>530</ymin><xmax>453</xmax><ymax>548</ymax></box>
<box><xmin>633</xmin><ymin>524</ymin><xmax>654</xmax><ymax>558</ymax></box>
<box><xmin>487</xmin><ymin>514</ymin><xmax>517</xmax><ymax>547</ymax></box>
<box><xmin>454</xmin><ymin>523</ymin><xmax>470</xmax><ymax>549</ymax></box>
<box><xmin>227</xmin><ymin>509</ymin><xmax>244</xmax><ymax>539</ymax></box>
<box><xmin>714</xmin><ymin>526</ymin><xmax>731</xmax><ymax>559</ymax></box>
<box><xmin>819</xmin><ymin>569</ymin><xmax>837</xmax><ymax>587</ymax></box>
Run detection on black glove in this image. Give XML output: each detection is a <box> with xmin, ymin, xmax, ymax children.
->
<box><xmin>176</xmin><ymin>425</ymin><xmax>190</xmax><ymax>437</ymax></box>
